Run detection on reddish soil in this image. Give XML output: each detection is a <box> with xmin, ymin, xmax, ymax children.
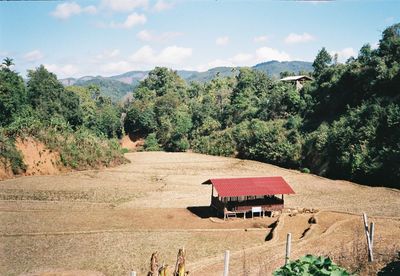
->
<box><xmin>120</xmin><ymin>134</ymin><xmax>144</xmax><ymax>152</ymax></box>
<box><xmin>0</xmin><ymin>162</ymin><xmax>13</xmax><ymax>180</ymax></box>
<box><xmin>15</xmin><ymin>137</ymin><xmax>61</xmax><ymax>177</ymax></box>
<box><xmin>1</xmin><ymin>137</ymin><xmax>63</xmax><ymax>181</ymax></box>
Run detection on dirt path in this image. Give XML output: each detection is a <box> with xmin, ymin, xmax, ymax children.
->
<box><xmin>1</xmin><ymin>152</ymin><xmax>399</xmax><ymax>276</ymax></box>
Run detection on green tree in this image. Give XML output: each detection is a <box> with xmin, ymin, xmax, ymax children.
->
<box><xmin>27</xmin><ymin>65</ymin><xmax>83</xmax><ymax>127</ymax></box>
<box><xmin>1</xmin><ymin>57</ymin><xmax>14</xmax><ymax>69</ymax></box>
<box><xmin>140</xmin><ymin>67</ymin><xmax>186</xmax><ymax>97</ymax></box>
<box><xmin>233</xmin><ymin>119</ymin><xmax>302</xmax><ymax>168</ymax></box>
<box><xmin>144</xmin><ymin>133</ymin><xmax>161</xmax><ymax>151</ymax></box>
<box><xmin>228</xmin><ymin>68</ymin><xmax>270</xmax><ymax>124</ymax></box>
<box><xmin>378</xmin><ymin>23</ymin><xmax>400</xmax><ymax>62</ymax></box>
<box><xmin>312</xmin><ymin>47</ymin><xmax>332</xmax><ymax>77</ymax></box>
<box><xmin>0</xmin><ymin>60</ymin><xmax>27</xmax><ymax>126</ymax></box>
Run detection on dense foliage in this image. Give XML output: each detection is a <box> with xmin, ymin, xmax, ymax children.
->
<box><xmin>124</xmin><ymin>23</ymin><xmax>400</xmax><ymax>188</ymax></box>
<box><xmin>0</xmin><ymin>62</ymin><xmax>125</xmax><ymax>174</ymax></box>
<box><xmin>273</xmin><ymin>255</ymin><xmax>351</xmax><ymax>276</ymax></box>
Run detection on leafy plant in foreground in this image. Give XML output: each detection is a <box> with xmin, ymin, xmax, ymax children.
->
<box><xmin>273</xmin><ymin>255</ymin><xmax>351</xmax><ymax>276</ymax></box>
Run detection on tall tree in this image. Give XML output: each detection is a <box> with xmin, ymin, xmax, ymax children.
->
<box><xmin>0</xmin><ymin>58</ymin><xmax>27</xmax><ymax>126</ymax></box>
<box><xmin>312</xmin><ymin>47</ymin><xmax>332</xmax><ymax>77</ymax></box>
<box><xmin>27</xmin><ymin>65</ymin><xmax>82</xmax><ymax>127</ymax></box>
<box><xmin>1</xmin><ymin>57</ymin><xmax>14</xmax><ymax>69</ymax></box>
<box><xmin>378</xmin><ymin>23</ymin><xmax>400</xmax><ymax>62</ymax></box>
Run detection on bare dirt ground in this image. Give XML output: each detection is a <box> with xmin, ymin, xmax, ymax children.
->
<box><xmin>0</xmin><ymin>137</ymin><xmax>63</xmax><ymax>181</ymax></box>
<box><xmin>119</xmin><ymin>135</ymin><xmax>144</xmax><ymax>152</ymax></box>
<box><xmin>1</xmin><ymin>152</ymin><xmax>399</xmax><ymax>276</ymax></box>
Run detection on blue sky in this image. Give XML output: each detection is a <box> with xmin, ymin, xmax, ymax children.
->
<box><xmin>0</xmin><ymin>0</ymin><xmax>399</xmax><ymax>78</ymax></box>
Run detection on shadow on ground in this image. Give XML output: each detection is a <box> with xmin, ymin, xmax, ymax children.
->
<box><xmin>378</xmin><ymin>253</ymin><xmax>400</xmax><ymax>275</ymax></box>
<box><xmin>187</xmin><ymin>206</ymin><xmax>218</xmax><ymax>219</ymax></box>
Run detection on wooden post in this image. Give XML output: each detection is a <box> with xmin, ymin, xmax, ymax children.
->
<box><xmin>130</xmin><ymin>272</ymin><xmax>136</xmax><ymax>276</ymax></box>
<box><xmin>223</xmin><ymin>250</ymin><xmax>230</xmax><ymax>276</ymax></box>
<box><xmin>370</xmin><ymin>222</ymin><xmax>375</xmax><ymax>248</ymax></box>
<box><xmin>362</xmin><ymin>213</ymin><xmax>374</xmax><ymax>262</ymax></box>
<box><xmin>285</xmin><ymin>233</ymin><xmax>291</xmax><ymax>265</ymax></box>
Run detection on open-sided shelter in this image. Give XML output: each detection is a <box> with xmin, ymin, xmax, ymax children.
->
<box><xmin>202</xmin><ymin>176</ymin><xmax>295</xmax><ymax>219</ymax></box>
<box><xmin>280</xmin><ymin>75</ymin><xmax>313</xmax><ymax>91</ymax></box>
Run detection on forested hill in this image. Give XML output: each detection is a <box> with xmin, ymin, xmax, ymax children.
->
<box><xmin>253</xmin><ymin>61</ymin><xmax>313</xmax><ymax>77</ymax></box>
<box><xmin>124</xmin><ymin>23</ymin><xmax>400</xmax><ymax>188</ymax></box>
<box><xmin>60</xmin><ymin>60</ymin><xmax>312</xmax><ymax>102</ymax></box>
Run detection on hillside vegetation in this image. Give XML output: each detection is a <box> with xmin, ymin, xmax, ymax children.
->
<box><xmin>124</xmin><ymin>23</ymin><xmax>400</xmax><ymax>188</ymax></box>
<box><xmin>0</xmin><ymin>61</ymin><xmax>126</xmax><ymax>178</ymax></box>
<box><xmin>60</xmin><ymin>61</ymin><xmax>312</xmax><ymax>102</ymax></box>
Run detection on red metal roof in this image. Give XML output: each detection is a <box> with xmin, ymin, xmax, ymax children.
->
<box><xmin>202</xmin><ymin>176</ymin><xmax>295</xmax><ymax>197</ymax></box>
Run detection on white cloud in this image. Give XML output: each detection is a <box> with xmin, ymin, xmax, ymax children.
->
<box><xmin>23</xmin><ymin>50</ymin><xmax>44</xmax><ymax>62</ymax></box>
<box><xmin>44</xmin><ymin>64</ymin><xmax>80</xmax><ymax>77</ymax></box>
<box><xmin>255</xmin><ymin>47</ymin><xmax>290</xmax><ymax>61</ymax></box>
<box><xmin>137</xmin><ymin>30</ymin><xmax>152</xmax><ymax>41</ymax></box>
<box><xmin>51</xmin><ymin>2</ymin><xmax>97</xmax><ymax>19</ymax></box>
<box><xmin>331</xmin><ymin>47</ymin><xmax>356</xmax><ymax>62</ymax></box>
<box><xmin>96</xmin><ymin>49</ymin><xmax>120</xmax><ymax>60</ymax></box>
<box><xmin>304</xmin><ymin>0</ymin><xmax>331</xmax><ymax>4</ymax></box>
<box><xmin>153</xmin><ymin>0</ymin><xmax>174</xmax><ymax>12</ymax></box>
<box><xmin>216</xmin><ymin>36</ymin><xmax>229</xmax><ymax>46</ymax></box>
<box><xmin>130</xmin><ymin>45</ymin><xmax>192</xmax><ymax>65</ymax></box>
<box><xmin>254</xmin><ymin>35</ymin><xmax>268</xmax><ymax>43</ymax></box>
<box><xmin>100</xmin><ymin>61</ymin><xmax>134</xmax><ymax>74</ymax></box>
<box><xmin>101</xmin><ymin>0</ymin><xmax>148</xmax><ymax>12</ymax></box>
<box><xmin>158</xmin><ymin>46</ymin><xmax>192</xmax><ymax>64</ymax></box>
<box><xmin>199</xmin><ymin>46</ymin><xmax>290</xmax><ymax>71</ymax></box>
<box><xmin>130</xmin><ymin>45</ymin><xmax>156</xmax><ymax>63</ymax></box>
<box><xmin>137</xmin><ymin>30</ymin><xmax>182</xmax><ymax>42</ymax></box>
<box><xmin>385</xmin><ymin>16</ymin><xmax>395</xmax><ymax>24</ymax></box>
<box><xmin>83</xmin><ymin>6</ymin><xmax>97</xmax><ymax>15</ymax></box>
<box><xmin>207</xmin><ymin>59</ymin><xmax>235</xmax><ymax>68</ymax></box>
<box><xmin>230</xmin><ymin>53</ymin><xmax>253</xmax><ymax>64</ymax></box>
<box><xmin>284</xmin><ymin>32</ymin><xmax>315</xmax><ymax>44</ymax></box>
<box><xmin>110</xmin><ymin>12</ymin><xmax>147</xmax><ymax>28</ymax></box>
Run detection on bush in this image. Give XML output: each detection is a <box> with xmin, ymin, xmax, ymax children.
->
<box><xmin>144</xmin><ymin>133</ymin><xmax>161</xmax><ymax>151</ymax></box>
<box><xmin>192</xmin><ymin>129</ymin><xmax>236</xmax><ymax>157</ymax></box>
<box><xmin>301</xmin><ymin>167</ymin><xmax>311</xmax><ymax>174</ymax></box>
<box><xmin>233</xmin><ymin>119</ymin><xmax>303</xmax><ymax>168</ymax></box>
<box><xmin>51</xmin><ymin>128</ymin><xmax>125</xmax><ymax>169</ymax></box>
<box><xmin>121</xmin><ymin>148</ymin><xmax>129</xmax><ymax>154</ymax></box>
<box><xmin>273</xmin><ymin>255</ymin><xmax>351</xmax><ymax>276</ymax></box>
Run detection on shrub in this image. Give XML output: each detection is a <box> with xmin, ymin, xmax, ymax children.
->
<box><xmin>192</xmin><ymin>129</ymin><xmax>236</xmax><ymax>157</ymax></box>
<box><xmin>301</xmin><ymin>167</ymin><xmax>311</xmax><ymax>174</ymax></box>
<box><xmin>273</xmin><ymin>255</ymin><xmax>351</xmax><ymax>276</ymax></box>
<box><xmin>144</xmin><ymin>133</ymin><xmax>161</xmax><ymax>151</ymax></box>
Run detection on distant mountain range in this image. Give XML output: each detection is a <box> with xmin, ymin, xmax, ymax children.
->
<box><xmin>60</xmin><ymin>60</ymin><xmax>313</xmax><ymax>102</ymax></box>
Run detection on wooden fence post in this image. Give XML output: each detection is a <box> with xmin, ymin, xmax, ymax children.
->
<box><xmin>285</xmin><ymin>233</ymin><xmax>292</xmax><ymax>265</ymax></box>
<box><xmin>370</xmin><ymin>222</ymin><xmax>375</xmax><ymax>248</ymax></box>
<box><xmin>223</xmin><ymin>250</ymin><xmax>230</xmax><ymax>276</ymax></box>
<box><xmin>362</xmin><ymin>213</ymin><xmax>374</xmax><ymax>262</ymax></box>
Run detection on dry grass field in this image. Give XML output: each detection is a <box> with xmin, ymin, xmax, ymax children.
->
<box><xmin>1</xmin><ymin>152</ymin><xmax>400</xmax><ymax>275</ymax></box>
